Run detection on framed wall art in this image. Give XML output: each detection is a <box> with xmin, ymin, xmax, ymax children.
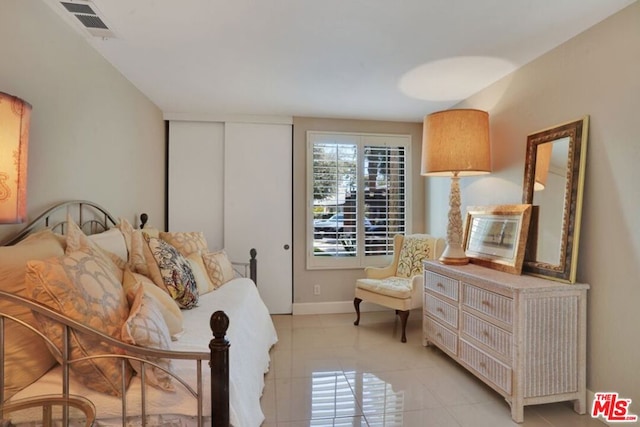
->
<box><xmin>463</xmin><ymin>204</ymin><xmax>532</xmax><ymax>274</ymax></box>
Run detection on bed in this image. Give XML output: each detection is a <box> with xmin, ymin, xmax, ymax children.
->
<box><xmin>0</xmin><ymin>200</ymin><xmax>277</xmax><ymax>427</ymax></box>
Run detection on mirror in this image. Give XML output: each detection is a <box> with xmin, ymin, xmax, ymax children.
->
<box><xmin>521</xmin><ymin>116</ymin><xmax>589</xmax><ymax>283</ymax></box>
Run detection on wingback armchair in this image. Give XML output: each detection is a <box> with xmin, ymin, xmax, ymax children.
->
<box><xmin>354</xmin><ymin>234</ymin><xmax>445</xmax><ymax>342</ymax></box>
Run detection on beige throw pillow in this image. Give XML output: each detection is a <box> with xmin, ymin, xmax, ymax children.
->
<box><xmin>65</xmin><ymin>214</ymin><xmax>125</xmax><ymax>282</ymax></box>
<box><xmin>122</xmin><ymin>268</ymin><xmax>184</xmax><ymax>339</ymax></box>
<box><xmin>26</xmin><ymin>246</ymin><xmax>134</xmax><ymax>397</ymax></box>
<box><xmin>0</xmin><ymin>230</ymin><xmax>62</xmax><ymax>400</ymax></box>
<box><xmin>121</xmin><ymin>286</ymin><xmax>175</xmax><ymax>391</ymax></box>
<box><xmin>201</xmin><ymin>250</ymin><xmax>236</xmax><ymax>289</ymax></box>
<box><xmin>116</xmin><ymin>217</ymin><xmax>150</xmax><ymax>277</ymax></box>
<box><xmin>159</xmin><ymin>231</ymin><xmax>208</xmax><ymax>257</ymax></box>
<box><xmin>186</xmin><ymin>252</ymin><xmax>216</xmax><ymax>294</ymax></box>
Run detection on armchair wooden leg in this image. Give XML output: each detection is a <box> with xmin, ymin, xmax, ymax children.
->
<box><xmin>353</xmin><ymin>298</ymin><xmax>362</xmax><ymax>326</ymax></box>
<box><xmin>398</xmin><ymin>310</ymin><xmax>409</xmax><ymax>343</ymax></box>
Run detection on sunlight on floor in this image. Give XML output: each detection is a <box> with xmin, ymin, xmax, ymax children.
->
<box><xmin>261</xmin><ymin>310</ymin><xmax>605</xmax><ymax>427</ymax></box>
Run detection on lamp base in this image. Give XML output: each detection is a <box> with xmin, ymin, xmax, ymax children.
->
<box><xmin>438</xmin><ymin>244</ymin><xmax>469</xmax><ymax>265</ymax></box>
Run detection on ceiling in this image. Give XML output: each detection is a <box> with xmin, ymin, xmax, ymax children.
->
<box><xmin>47</xmin><ymin>0</ymin><xmax>635</xmax><ymax>122</ymax></box>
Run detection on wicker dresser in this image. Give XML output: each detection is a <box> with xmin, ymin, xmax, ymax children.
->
<box><xmin>422</xmin><ymin>261</ymin><xmax>589</xmax><ymax>423</ymax></box>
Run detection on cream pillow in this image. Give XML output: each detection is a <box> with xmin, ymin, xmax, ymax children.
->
<box><xmin>201</xmin><ymin>250</ymin><xmax>236</xmax><ymax>289</ymax></box>
<box><xmin>0</xmin><ymin>230</ymin><xmax>62</xmax><ymax>400</ymax></box>
<box><xmin>122</xmin><ymin>268</ymin><xmax>184</xmax><ymax>339</ymax></box>
<box><xmin>116</xmin><ymin>217</ymin><xmax>150</xmax><ymax>277</ymax></box>
<box><xmin>26</xmin><ymin>246</ymin><xmax>134</xmax><ymax>397</ymax></box>
<box><xmin>187</xmin><ymin>252</ymin><xmax>216</xmax><ymax>295</ymax></box>
<box><xmin>121</xmin><ymin>286</ymin><xmax>175</xmax><ymax>391</ymax></box>
<box><xmin>159</xmin><ymin>231</ymin><xmax>208</xmax><ymax>257</ymax></box>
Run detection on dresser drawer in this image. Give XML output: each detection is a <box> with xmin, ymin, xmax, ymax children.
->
<box><xmin>460</xmin><ymin>340</ymin><xmax>512</xmax><ymax>395</ymax></box>
<box><xmin>462</xmin><ymin>283</ymin><xmax>513</xmax><ymax>326</ymax></box>
<box><xmin>424</xmin><ymin>317</ymin><xmax>457</xmax><ymax>355</ymax></box>
<box><xmin>425</xmin><ymin>294</ymin><xmax>458</xmax><ymax>328</ymax></box>
<box><xmin>424</xmin><ymin>271</ymin><xmax>459</xmax><ymax>301</ymax></box>
<box><xmin>461</xmin><ymin>312</ymin><xmax>512</xmax><ymax>361</ymax></box>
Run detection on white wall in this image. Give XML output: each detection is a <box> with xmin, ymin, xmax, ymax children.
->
<box><xmin>0</xmin><ymin>0</ymin><xmax>165</xmax><ymax>242</ymax></box>
<box><xmin>431</xmin><ymin>1</ymin><xmax>640</xmax><ymax>405</ymax></box>
<box><xmin>292</xmin><ymin>117</ymin><xmax>426</xmax><ymax>307</ymax></box>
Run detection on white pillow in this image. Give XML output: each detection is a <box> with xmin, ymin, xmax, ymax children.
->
<box><xmin>88</xmin><ymin>228</ymin><xmax>128</xmax><ymax>262</ymax></box>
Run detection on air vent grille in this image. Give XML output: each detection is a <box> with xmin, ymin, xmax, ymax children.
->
<box><xmin>75</xmin><ymin>14</ymin><xmax>108</xmax><ymax>30</ymax></box>
<box><xmin>61</xmin><ymin>2</ymin><xmax>94</xmax><ymax>14</ymax></box>
<box><xmin>58</xmin><ymin>1</ymin><xmax>115</xmax><ymax>38</ymax></box>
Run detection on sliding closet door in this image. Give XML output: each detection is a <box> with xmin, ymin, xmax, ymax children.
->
<box><xmin>224</xmin><ymin>122</ymin><xmax>293</xmax><ymax>314</ymax></box>
<box><xmin>168</xmin><ymin>121</ymin><xmax>224</xmax><ymax>250</ymax></box>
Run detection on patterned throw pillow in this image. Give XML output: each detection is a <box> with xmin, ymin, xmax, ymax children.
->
<box><xmin>145</xmin><ymin>236</ymin><xmax>199</xmax><ymax>309</ymax></box>
<box><xmin>159</xmin><ymin>231</ymin><xmax>208</xmax><ymax>257</ymax></box>
<box><xmin>201</xmin><ymin>250</ymin><xmax>236</xmax><ymax>289</ymax></box>
<box><xmin>25</xmin><ymin>247</ymin><xmax>134</xmax><ymax>397</ymax></box>
<box><xmin>65</xmin><ymin>214</ymin><xmax>126</xmax><ymax>282</ymax></box>
<box><xmin>395</xmin><ymin>235</ymin><xmax>434</xmax><ymax>278</ymax></box>
<box><xmin>121</xmin><ymin>286</ymin><xmax>175</xmax><ymax>391</ymax></box>
<box><xmin>122</xmin><ymin>268</ymin><xmax>184</xmax><ymax>339</ymax></box>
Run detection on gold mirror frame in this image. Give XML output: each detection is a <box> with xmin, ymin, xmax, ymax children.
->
<box><xmin>521</xmin><ymin>116</ymin><xmax>589</xmax><ymax>283</ymax></box>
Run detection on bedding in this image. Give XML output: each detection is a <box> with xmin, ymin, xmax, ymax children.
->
<box><xmin>9</xmin><ymin>280</ymin><xmax>276</xmax><ymax>427</ymax></box>
<box><xmin>0</xmin><ymin>200</ymin><xmax>277</xmax><ymax>427</ymax></box>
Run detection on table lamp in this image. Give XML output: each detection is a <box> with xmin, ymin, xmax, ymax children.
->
<box><xmin>0</xmin><ymin>91</ymin><xmax>31</xmax><ymax>224</ymax></box>
<box><xmin>421</xmin><ymin>109</ymin><xmax>491</xmax><ymax>265</ymax></box>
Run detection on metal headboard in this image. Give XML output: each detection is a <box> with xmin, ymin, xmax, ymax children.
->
<box><xmin>0</xmin><ymin>200</ymin><xmax>117</xmax><ymax>246</ymax></box>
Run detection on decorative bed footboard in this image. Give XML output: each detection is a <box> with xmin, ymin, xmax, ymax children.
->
<box><xmin>0</xmin><ymin>291</ymin><xmax>230</xmax><ymax>426</ymax></box>
<box><xmin>0</xmin><ymin>200</ymin><xmax>262</xmax><ymax>427</ymax></box>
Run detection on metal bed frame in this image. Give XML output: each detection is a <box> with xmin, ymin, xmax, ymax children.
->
<box><xmin>0</xmin><ymin>200</ymin><xmax>257</xmax><ymax>426</ymax></box>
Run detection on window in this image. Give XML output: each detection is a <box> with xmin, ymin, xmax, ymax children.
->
<box><xmin>307</xmin><ymin>132</ymin><xmax>411</xmax><ymax>269</ymax></box>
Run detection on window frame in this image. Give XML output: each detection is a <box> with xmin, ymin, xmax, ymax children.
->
<box><xmin>306</xmin><ymin>131</ymin><xmax>412</xmax><ymax>270</ymax></box>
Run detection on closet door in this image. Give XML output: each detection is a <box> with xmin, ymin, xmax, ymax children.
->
<box><xmin>224</xmin><ymin>122</ymin><xmax>293</xmax><ymax>314</ymax></box>
<box><xmin>168</xmin><ymin>121</ymin><xmax>224</xmax><ymax>250</ymax></box>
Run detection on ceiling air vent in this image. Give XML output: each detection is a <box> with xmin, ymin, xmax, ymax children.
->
<box><xmin>59</xmin><ymin>1</ymin><xmax>115</xmax><ymax>38</ymax></box>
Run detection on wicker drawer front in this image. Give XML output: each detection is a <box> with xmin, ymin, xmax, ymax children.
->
<box><xmin>463</xmin><ymin>283</ymin><xmax>513</xmax><ymax>326</ymax></box>
<box><xmin>460</xmin><ymin>340</ymin><xmax>512</xmax><ymax>395</ymax></box>
<box><xmin>424</xmin><ymin>317</ymin><xmax>457</xmax><ymax>355</ymax></box>
<box><xmin>425</xmin><ymin>294</ymin><xmax>458</xmax><ymax>329</ymax></box>
<box><xmin>425</xmin><ymin>271</ymin><xmax>459</xmax><ymax>301</ymax></box>
<box><xmin>461</xmin><ymin>312</ymin><xmax>512</xmax><ymax>361</ymax></box>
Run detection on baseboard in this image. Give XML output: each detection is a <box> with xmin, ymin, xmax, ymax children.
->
<box><xmin>292</xmin><ymin>300</ymin><xmax>390</xmax><ymax>315</ymax></box>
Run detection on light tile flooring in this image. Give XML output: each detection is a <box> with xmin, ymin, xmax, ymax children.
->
<box><xmin>260</xmin><ymin>310</ymin><xmax>604</xmax><ymax>427</ymax></box>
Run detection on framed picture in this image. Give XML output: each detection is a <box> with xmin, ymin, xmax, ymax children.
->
<box><xmin>463</xmin><ymin>204</ymin><xmax>533</xmax><ymax>274</ymax></box>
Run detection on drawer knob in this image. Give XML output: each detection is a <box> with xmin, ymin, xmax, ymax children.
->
<box><xmin>437</xmin><ymin>282</ymin><xmax>445</xmax><ymax>288</ymax></box>
<box><xmin>479</xmin><ymin>362</ymin><xmax>487</xmax><ymax>369</ymax></box>
<box><xmin>436</xmin><ymin>307</ymin><xmax>444</xmax><ymax>313</ymax></box>
<box><xmin>481</xmin><ymin>300</ymin><xmax>491</xmax><ymax>307</ymax></box>
<box><xmin>482</xmin><ymin>330</ymin><xmax>490</xmax><ymax>337</ymax></box>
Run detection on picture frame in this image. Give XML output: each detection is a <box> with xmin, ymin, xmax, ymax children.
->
<box><xmin>463</xmin><ymin>204</ymin><xmax>533</xmax><ymax>275</ymax></box>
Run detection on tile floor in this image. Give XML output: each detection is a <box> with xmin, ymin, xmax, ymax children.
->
<box><xmin>260</xmin><ymin>310</ymin><xmax>605</xmax><ymax>427</ymax></box>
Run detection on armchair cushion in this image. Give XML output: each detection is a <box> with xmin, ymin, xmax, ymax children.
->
<box><xmin>356</xmin><ymin>277</ymin><xmax>412</xmax><ymax>299</ymax></box>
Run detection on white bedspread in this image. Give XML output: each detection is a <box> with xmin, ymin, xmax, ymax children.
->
<box><xmin>9</xmin><ymin>278</ymin><xmax>278</xmax><ymax>427</ymax></box>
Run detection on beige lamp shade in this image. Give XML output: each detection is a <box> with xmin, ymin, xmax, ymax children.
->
<box><xmin>0</xmin><ymin>92</ymin><xmax>31</xmax><ymax>223</ymax></box>
<box><xmin>421</xmin><ymin>109</ymin><xmax>491</xmax><ymax>176</ymax></box>
<box><xmin>534</xmin><ymin>142</ymin><xmax>552</xmax><ymax>191</ymax></box>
